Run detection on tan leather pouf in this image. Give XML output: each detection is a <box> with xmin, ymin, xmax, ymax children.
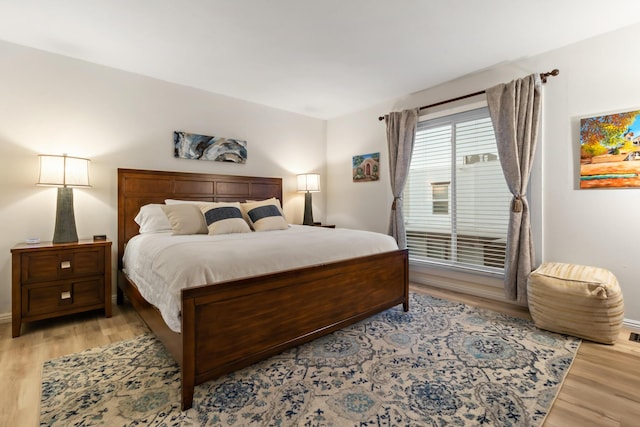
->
<box><xmin>527</xmin><ymin>262</ymin><xmax>624</xmax><ymax>344</ymax></box>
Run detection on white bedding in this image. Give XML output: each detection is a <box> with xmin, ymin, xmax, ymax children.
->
<box><xmin>123</xmin><ymin>225</ymin><xmax>399</xmax><ymax>332</ymax></box>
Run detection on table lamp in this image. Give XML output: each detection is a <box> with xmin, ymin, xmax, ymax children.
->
<box><xmin>37</xmin><ymin>154</ymin><xmax>91</xmax><ymax>243</ymax></box>
<box><xmin>297</xmin><ymin>173</ymin><xmax>320</xmax><ymax>226</ymax></box>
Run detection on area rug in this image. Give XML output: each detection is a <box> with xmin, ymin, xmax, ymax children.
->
<box><xmin>40</xmin><ymin>293</ymin><xmax>580</xmax><ymax>426</ymax></box>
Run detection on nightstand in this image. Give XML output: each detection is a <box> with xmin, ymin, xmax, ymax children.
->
<box><xmin>11</xmin><ymin>239</ymin><xmax>112</xmax><ymax>337</ymax></box>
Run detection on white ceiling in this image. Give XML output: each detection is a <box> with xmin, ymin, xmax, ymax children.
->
<box><xmin>1</xmin><ymin>0</ymin><xmax>639</xmax><ymax>119</ymax></box>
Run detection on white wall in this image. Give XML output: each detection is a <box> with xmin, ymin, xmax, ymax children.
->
<box><xmin>4</xmin><ymin>23</ymin><xmax>640</xmax><ymax>326</ymax></box>
<box><xmin>327</xmin><ymin>23</ymin><xmax>640</xmax><ymax>324</ymax></box>
<box><xmin>0</xmin><ymin>40</ymin><xmax>326</xmax><ymax>318</ymax></box>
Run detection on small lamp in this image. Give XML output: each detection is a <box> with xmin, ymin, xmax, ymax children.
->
<box><xmin>297</xmin><ymin>173</ymin><xmax>320</xmax><ymax>226</ymax></box>
<box><xmin>37</xmin><ymin>154</ymin><xmax>91</xmax><ymax>243</ymax></box>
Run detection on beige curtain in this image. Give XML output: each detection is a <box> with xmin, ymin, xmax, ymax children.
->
<box><xmin>486</xmin><ymin>74</ymin><xmax>542</xmax><ymax>303</ymax></box>
<box><xmin>385</xmin><ymin>108</ymin><xmax>419</xmax><ymax>249</ymax></box>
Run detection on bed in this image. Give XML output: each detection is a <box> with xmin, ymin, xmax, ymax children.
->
<box><xmin>117</xmin><ymin>168</ymin><xmax>409</xmax><ymax>410</ymax></box>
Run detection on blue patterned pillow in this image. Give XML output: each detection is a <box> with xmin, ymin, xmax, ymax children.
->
<box><xmin>241</xmin><ymin>198</ymin><xmax>288</xmax><ymax>231</ymax></box>
<box><xmin>199</xmin><ymin>203</ymin><xmax>251</xmax><ymax>235</ymax></box>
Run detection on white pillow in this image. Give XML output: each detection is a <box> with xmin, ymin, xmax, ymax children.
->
<box><xmin>200</xmin><ymin>202</ymin><xmax>251</xmax><ymax>235</ymax></box>
<box><xmin>241</xmin><ymin>198</ymin><xmax>289</xmax><ymax>232</ymax></box>
<box><xmin>161</xmin><ymin>204</ymin><xmax>208</xmax><ymax>235</ymax></box>
<box><xmin>134</xmin><ymin>204</ymin><xmax>172</xmax><ymax>233</ymax></box>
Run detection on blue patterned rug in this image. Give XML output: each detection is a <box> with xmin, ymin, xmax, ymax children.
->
<box><xmin>40</xmin><ymin>293</ymin><xmax>580</xmax><ymax>426</ymax></box>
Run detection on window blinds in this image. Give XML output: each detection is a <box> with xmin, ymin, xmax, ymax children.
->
<box><xmin>403</xmin><ymin>107</ymin><xmax>510</xmax><ymax>273</ymax></box>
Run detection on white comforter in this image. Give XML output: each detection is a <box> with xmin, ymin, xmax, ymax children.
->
<box><xmin>123</xmin><ymin>225</ymin><xmax>398</xmax><ymax>332</ymax></box>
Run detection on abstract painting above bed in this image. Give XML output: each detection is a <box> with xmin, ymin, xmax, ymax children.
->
<box><xmin>173</xmin><ymin>130</ymin><xmax>247</xmax><ymax>163</ymax></box>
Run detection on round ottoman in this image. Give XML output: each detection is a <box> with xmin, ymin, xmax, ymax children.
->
<box><xmin>527</xmin><ymin>262</ymin><xmax>624</xmax><ymax>344</ymax></box>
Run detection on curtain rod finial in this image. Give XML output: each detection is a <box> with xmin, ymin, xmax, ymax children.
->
<box><xmin>540</xmin><ymin>69</ymin><xmax>559</xmax><ymax>83</ymax></box>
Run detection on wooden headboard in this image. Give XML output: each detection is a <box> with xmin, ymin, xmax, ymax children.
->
<box><xmin>117</xmin><ymin>168</ymin><xmax>283</xmax><ymax>268</ymax></box>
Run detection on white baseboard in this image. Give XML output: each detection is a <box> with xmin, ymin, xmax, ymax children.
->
<box><xmin>623</xmin><ymin>318</ymin><xmax>640</xmax><ymax>332</ymax></box>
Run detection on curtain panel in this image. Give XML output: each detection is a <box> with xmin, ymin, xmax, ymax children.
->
<box><xmin>486</xmin><ymin>74</ymin><xmax>542</xmax><ymax>304</ymax></box>
<box><xmin>385</xmin><ymin>108</ymin><xmax>419</xmax><ymax>249</ymax></box>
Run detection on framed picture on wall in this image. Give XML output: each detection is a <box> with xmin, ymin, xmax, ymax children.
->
<box><xmin>580</xmin><ymin>109</ymin><xmax>640</xmax><ymax>188</ymax></box>
<box><xmin>174</xmin><ymin>131</ymin><xmax>247</xmax><ymax>164</ymax></box>
<box><xmin>353</xmin><ymin>152</ymin><xmax>380</xmax><ymax>182</ymax></box>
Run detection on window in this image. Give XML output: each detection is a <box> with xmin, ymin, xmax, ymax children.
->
<box><xmin>404</xmin><ymin>107</ymin><xmax>510</xmax><ymax>272</ymax></box>
<box><xmin>431</xmin><ymin>182</ymin><xmax>449</xmax><ymax>215</ymax></box>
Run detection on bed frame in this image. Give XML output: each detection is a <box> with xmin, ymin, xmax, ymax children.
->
<box><xmin>117</xmin><ymin>168</ymin><xmax>409</xmax><ymax>410</ymax></box>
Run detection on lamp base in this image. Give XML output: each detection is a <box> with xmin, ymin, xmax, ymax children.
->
<box><xmin>302</xmin><ymin>192</ymin><xmax>314</xmax><ymax>226</ymax></box>
<box><xmin>53</xmin><ymin>187</ymin><xmax>79</xmax><ymax>244</ymax></box>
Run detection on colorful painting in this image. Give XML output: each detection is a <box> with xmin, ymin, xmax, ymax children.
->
<box><xmin>580</xmin><ymin>110</ymin><xmax>640</xmax><ymax>188</ymax></box>
<box><xmin>353</xmin><ymin>152</ymin><xmax>380</xmax><ymax>182</ymax></box>
<box><xmin>174</xmin><ymin>131</ymin><xmax>247</xmax><ymax>163</ymax></box>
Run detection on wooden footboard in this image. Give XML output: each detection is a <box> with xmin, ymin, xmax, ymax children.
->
<box><xmin>180</xmin><ymin>249</ymin><xmax>408</xmax><ymax>409</ymax></box>
<box><xmin>119</xmin><ymin>249</ymin><xmax>408</xmax><ymax>410</ymax></box>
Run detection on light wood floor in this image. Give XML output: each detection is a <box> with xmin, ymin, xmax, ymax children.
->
<box><xmin>1</xmin><ymin>284</ymin><xmax>638</xmax><ymax>426</ymax></box>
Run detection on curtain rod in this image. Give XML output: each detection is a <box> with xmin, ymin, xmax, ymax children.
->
<box><xmin>377</xmin><ymin>69</ymin><xmax>559</xmax><ymax>121</ymax></box>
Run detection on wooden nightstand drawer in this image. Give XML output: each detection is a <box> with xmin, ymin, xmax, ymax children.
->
<box><xmin>21</xmin><ymin>247</ymin><xmax>105</xmax><ymax>284</ymax></box>
<box><xmin>22</xmin><ymin>278</ymin><xmax>105</xmax><ymax>317</ymax></box>
<box><xmin>12</xmin><ymin>239</ymin><xmax>112</xmax><ymax>337</ymax></box>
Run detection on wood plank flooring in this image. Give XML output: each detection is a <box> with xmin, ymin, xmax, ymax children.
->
<box><xmin>0</xmin><ymin>284</ymin><xmax>638</xmax><ymax>426</ymax></box>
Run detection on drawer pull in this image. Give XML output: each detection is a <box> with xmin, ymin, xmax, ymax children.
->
<box><xmin>60</xmin><ymin>291</ymin><xmax>72</xmax><ymax>300</ymax></box>
<box><xmin>60</xmin><ymin>261</ymin><xmax>71</xmax><ymax>269</ymax></box>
